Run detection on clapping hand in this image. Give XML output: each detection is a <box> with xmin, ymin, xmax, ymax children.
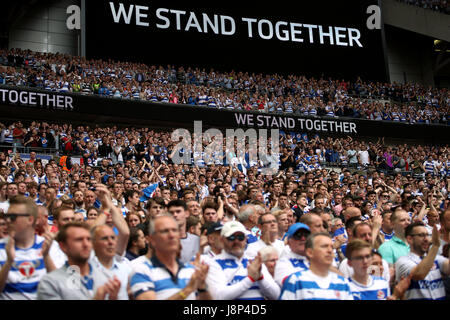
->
<box><xmin>94</xmin><ymin>276</ymin><xmax>121</xmax><ymax>300</ymax></box>
<box><xmin>247</xmin><ymin>253</ymin><xmax>263</xmax><ymax>281</ymax></box>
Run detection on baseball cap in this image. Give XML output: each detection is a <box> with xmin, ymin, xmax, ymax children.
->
<box><xmin>286</xmin><ymin>223</ymin><xmax>310</xmax><ymax>239</ymax></box>
<box><xmin>206</xmin><ymin>222</ymin><xmax>223</xmax><ymax>235</ymax></box>
<box><xmin>221</xmin><ymin>221</ymin><xmax>247</xmax><ymax>238</ymax></box>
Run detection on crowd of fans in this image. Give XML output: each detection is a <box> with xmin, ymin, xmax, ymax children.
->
<box><xmin>0</xmin><ymin>118</ymin><xmax>449</xmax><ymax>300</ymax></box>
<box><xmin>0</xmin><ymin>49</ymin><xmax>448</xmax><ymax>125</ymax></box>
<box><xmin>397</xmin><ymin>0</ymin><xmax>449</xmax><ymax>14</ymax></box>
<box><xmin>1</xmin><ymin>120</ymin><xmax>450</xmax><ymax>177</ymax></box>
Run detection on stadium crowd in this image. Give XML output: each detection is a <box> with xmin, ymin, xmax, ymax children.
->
<box><xmin>0</xmin><ymin>118</ymin><xmax>449</xmax><ymax>300</ymax></box>
<box><xmin>397</xmin><ymin>0</ymin><xmax>449</xmax><ymax>14</ymax></box>
<box><xmin>0</xmin><ymin>49</ymin><xmax>448</xmax><ymax>125</ymax></box>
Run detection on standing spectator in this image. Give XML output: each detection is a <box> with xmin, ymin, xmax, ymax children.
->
<box><xmin>37</xmin><ymin>222</ymin><xmax>121</xmax><ymax>300</ymax></box>
<box><xmin>378</xmin><ymin>209</ymin><xmax>411</xmax><ymax>265</ymax></box>
<box><xmin>339</xmin><ymin>222</ymin><xmax>391</xmax><ymax>282</ymax></box>
<box><xmin>167</xmin><ymin>200</ymin><xmax>199</xmax><ymax>264</ymax></box>
<box><xmin>206</xmin><ymin>221</ymin><xmax>280</xmax><ymax>300</ymax></box>
<box><xmin>199</xmin><ymin>222</ymin><xmax>224</xmax><ymax>265</ymax></box>
<box><xmin>273</xmin><ymin>210</ymin><xmax>289</xmax><ymax>240</ymax></box>
<box><xmin>380</xmin><ymin>210</ymin><xmax>395</xmax><ymax>241</ymax></box>
<box><xmin>12</xmin><ymin>122</ymin><xmax>25</xmax><ymax>150</ymax></box>
<box><xmin>0</xmin><ymin>196</ymin><xmax>55</xmax><ymax>299</ymax></box>
<box><xmin>274</xmin><ymin>223</ymin><xmax>311</xmax><ymax>287</ymax></box>
<box><xmin>245</xmin><ymin>213</ymin><xmax>285</xmax><ymax>259</ymax></box>
<box><xmin>0</xmin><ymin>214</ymin><xmax>7</xmax><ymax>238</ymax></box>
<box><xmin>235</xmin><ymin>204</ymin><xmax>259</xmax><ymax>244</ymax></box>
<box><xmin>90</xmin><ymin>224</ymin><xmax>132</xmax><ymax>300</ymax></box>
<box><xmin>129</xmin><ymin>214</ymin><xmax>211</xmax><ymax>300</ymax></box>
<box><xmin>259</xmin><ymin>246</ymin><xmax>279</xmax><ymax>278</ymax></box>
<box><xmin>48</xmin><ymin>206</ymin><xmax>75</xmax><ymax>268</ymax></box>
<box><xmin>395</xmin><ymin>222</ymin><xmax>450</xmax><ymax>300</ymax></box>
<box><xmin>279</xmin><ymin>233</ymin><xmax>353</xmax><ymax>300</ymax></box>
<box><xmin>346</xmin><ymin>240</ymin><xmax>391</xmax><ymax>300</ymax></box>
<box><xmin>439</xmin><ymin>209</ymin><xmax>450</xmax><ymax>255</ymax></box>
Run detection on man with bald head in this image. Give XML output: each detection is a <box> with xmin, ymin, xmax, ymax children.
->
<box><xmin>342</xmin><ymin>207</ymin><xmax>362</xmax><ymax>222</ymax></box>
<box><xmin>84</xmin><ymin>190</ymin><xmax>97</xmax><ymax>209</ymax></box>
<box><xmin>90</xmin><ymin>224</ymin><xmax>132</xmax><ymax>300</ymax></box>
<box><xmin>187</xmin><ymin>200</ymin><xmax>201</xmax><ymax>217</ymax></box>
<box><xmin>299</xmin><ymin>213</ymin><xmax>326</xmax><ymax>234</ymax></box>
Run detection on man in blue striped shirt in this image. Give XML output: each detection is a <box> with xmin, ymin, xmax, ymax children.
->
<box><xmin>0</xmin><ymin>196</ymin><xmax>55</xmax><ymax>300</ymax></box>
<box><xmin>129</xmin><ymin>214</ymin><xmax>211</xmax><ymax>300</ymax></box>
<box><xmin>206</xmin><ymin>221</ymin><xmax>280</xmax><ymax>300</ymax></box>
<box><xmin>279</xmin><ymin>232</ymin><xmax>353</xmax><ymax>300</ymax></box>
<box><xmin>274</xmin><ymin>223</ymin><xmax>310</xmax><ymax>287</ymax></box>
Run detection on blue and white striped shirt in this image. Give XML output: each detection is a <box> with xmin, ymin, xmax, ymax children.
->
<box><xmin>206</xmin><ymin>251</ymin><xmax>280</xmax><ymax>300</ymax></box>
<box><xmin>423</xmin><ymin>161</ymin><xmax>435</xmax><ymax>174</ymax></box>
<box><xmin>279</xmin><ymin>270</ymin><xmax>353</xmax><ymax>300</ymax></box>
<box><xmin>129</xmin><ymin>255</ymin><xmax>196</xmax><ymax>300</ymax></box>
<box><xmin>348</xmin><ymin>275</ymin><xmax>390</xmax><ymax>300</ymax></box>
<box><xmin>274</xmin><ymin>248</ymin><xmax>309</xmax><ymax>287</ymax></box>
<box><xmin>0</xmin><ymin>235</ymin><xmax>47</xmax><ymax>300</ymax></box>
<box><xmin>395</xmin><ymin>252</ymin><xmax>447</xmax><ymax>300</ymax></box>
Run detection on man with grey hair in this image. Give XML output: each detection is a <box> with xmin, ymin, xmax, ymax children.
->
<box><xmin>48</xmin><ymin>178</ymin><xmax>64</xmax><ymax>198</ymax></box>
<box><xmin>279</xmin><ymin>232</ymin><xmax>353</xmax><ymax>300</ymax></box>
<box><xmin>236</xmin><ymin>204</ymin><xmax>259</xmax><ymax>244</ymax></box>
<box><xmin>90</xmin><ymin>224</ymin><xmax>132</xmax><ymax>300</ymax></box>
<box><xmin>129</xmin><ymin>214</ymin><xmax>211</xmax><ymax>300</ymax></box>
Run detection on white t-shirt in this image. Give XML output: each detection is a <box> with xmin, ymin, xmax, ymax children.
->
<box><xmin>339</xmin><ymin>258</ymin><xmax>391</xmax><ymax>283</ymax></box>
<box><xmin>358</xmin><ymin>150</ymin><xmax>370</xmax><ymax>165</ymax></box>
<box><xmin>0</xmin><ymin>200</ymin><xmax>9</xmax><ymax>213</ymax></box>
<box><xmin>49</xmin><ymin>241</ymin><xmax>68</xmax><ymax>269</ymax></box>
<box><xmin>245</xmin><ymin>239</ymin><xmax>285</xmax><ymax>260</ymax></box>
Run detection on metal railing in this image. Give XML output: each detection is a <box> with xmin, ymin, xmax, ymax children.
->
<box><xmin>0</xmin><ymin>144</ymin><xmax>58</xmax><ymax>155</ymax></box>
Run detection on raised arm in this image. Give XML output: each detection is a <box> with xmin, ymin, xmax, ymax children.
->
<box><xmin>95</xmin><ymin>184</ymin><xmax>130</xmax><ymax>256</ymax></box>
<box><xmin>409</xmin><ymin>226</ymin><xmax>440</xmax><ymax>281</ymax></box>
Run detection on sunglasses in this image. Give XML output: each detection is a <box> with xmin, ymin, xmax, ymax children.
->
<box><xmin>292</xmin><ymin>230</ymin><xmax>310</xmax><ymax>240</ymax></box>
<box><xmin>227</xmin><ymin>234</ymin><xmax>246</xmax><ymax>242</ymax></box>
<box><xmin>3</xmin><ymin>213</ymin><xmax>31</xmax><ymax>221</ymax></box>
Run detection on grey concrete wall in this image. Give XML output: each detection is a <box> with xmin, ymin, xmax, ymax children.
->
<box><xmin>385</xmin><ymin>25</ymin><xmax>435</xmax><ymax>86</ymax></box>
<box><xmin>382</xmin><ymin>0</ymin><xmax>450</xmax><ymax>42</ymax></box>
<box><xmin>8</xmin><ymin>0</ymin><xmax>79</xmax><ymax>55</ymax></box>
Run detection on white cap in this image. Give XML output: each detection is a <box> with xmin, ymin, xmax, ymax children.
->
<box><xmin>221</xmin><ymin>221</ymin><xmax>247</xmax><ymax>238</ymax></box>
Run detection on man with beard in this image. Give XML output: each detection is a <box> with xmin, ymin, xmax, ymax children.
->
<box><xmin>395</xmin><ymin>222</ymin><xmax>450</xmax><ymax>300</ymax></box>
<box><xmin>206</xmin><ymin>221</ymin><xmax>280</xmax><ymax>300</ymax></box>
<box><xmin>37</xmin><ymin>222</ymin><xmax>121</xmax><ymax>300</ymax></box>
<box><xmin>73</xmin><ymin>190</ymin><xmax>86</xmax><ymax>216</ymax></box>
